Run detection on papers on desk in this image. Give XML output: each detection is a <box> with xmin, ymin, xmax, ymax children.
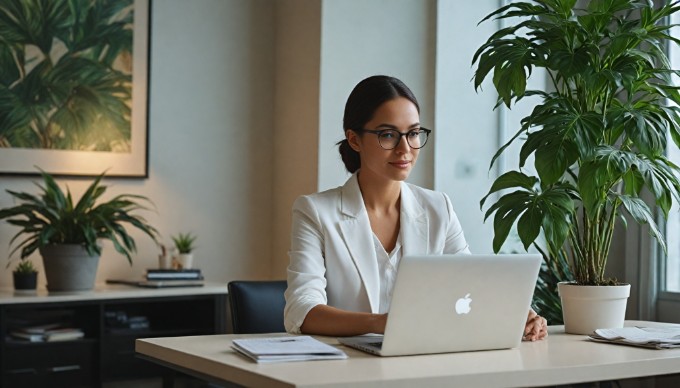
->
<box><xmin>231</xmin><ymin>336</ymin><xmax>348</xmax><ymax>363</ymax></box>
<box><xmin>588</xmin><ymin>327</ymin><xmax>680</xmax><ymax>349</ymax></box>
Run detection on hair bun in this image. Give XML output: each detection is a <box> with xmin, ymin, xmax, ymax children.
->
<box><xmin>338</xmin><ymin>139</ymin><xmax>361</xmax><ymax>173</ymax></box>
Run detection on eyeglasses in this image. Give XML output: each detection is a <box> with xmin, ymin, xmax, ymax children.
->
<box><xmin>355</xmin><ymin>128</ymin><xmax>432</xmax><ymax>150</ymax></box>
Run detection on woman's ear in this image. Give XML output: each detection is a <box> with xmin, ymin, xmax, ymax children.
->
<box><xmin>346</xmin><ymin>130</ymin><xmax>361</xmax><ymax>152</ymax></box>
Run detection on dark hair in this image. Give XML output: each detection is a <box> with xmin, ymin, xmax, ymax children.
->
<box><xmin>338</xmin><ymin>75</ymin><xmax>420</xmax><ymax>173</ymax></box>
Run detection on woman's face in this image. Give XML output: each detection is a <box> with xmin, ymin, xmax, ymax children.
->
<box><xmin>347</xmin><ymin>97</ymin><xmax>421</xmax><ymax>184</ymax></box>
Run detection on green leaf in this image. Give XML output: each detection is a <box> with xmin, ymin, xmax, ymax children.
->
<box><xmin>622</xmin><ymin>168</ymin><xmax>644</xmax><ymax>196</ymax></box>
<box><xmin>480</xmin><ymin>171</ymin><xmax>538</xmax><ymax>208</ymax></box>
<box><xmin>492</xmin><ymin>205</ymin><xmax>526</xmax><ymax>253</ymax></box>
<box><xmin>517</xmin><ymin>202</ymin><xmax>542</xmax><ymax>250</ymax></box>
<box><xmin>534</xmin><ymin>136</ymin><xmax>579</xmax><ymax>185</ymax></box>
<box><xmin>618</xmin><ymin>194</ymin><xmax>666</xmax><ymax>253</ymax></box>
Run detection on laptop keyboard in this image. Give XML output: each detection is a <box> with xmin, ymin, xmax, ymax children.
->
<box><xmin>338</xmin><ymin>337</ymin><xmax>385</xmax><ymax>355</ymax></box>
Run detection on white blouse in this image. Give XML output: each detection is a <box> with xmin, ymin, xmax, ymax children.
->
<box><xmin>373</xmin><ymin>233</ymin><xmax>403</xmax><ymax>314</ymax></box>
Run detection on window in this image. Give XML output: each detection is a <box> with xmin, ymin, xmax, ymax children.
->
<box><xmin>666</xmin><ymin>11</ymin><xmax>680</xmax><ymax>293</ymax></box>
<box><xmin>665</xmin><ymin>155</ymin><xmax>680</xmax><ymax>292</ymax></box>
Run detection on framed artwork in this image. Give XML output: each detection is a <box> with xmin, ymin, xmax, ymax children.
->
<box><xmin>0</xmin><ymin>0</ymin><xmax>150</xmax><ymax>178</ymax></box>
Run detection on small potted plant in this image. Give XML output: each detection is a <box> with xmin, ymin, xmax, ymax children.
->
<box><xmin>172</xmin><ymin>233</ymin><xmax>197</xmax><ymax>269</ymax></box>
<box><xmin>13</xmin><ymin>260</ymin><xmax>38</xmax><ymax>291</ymax></box>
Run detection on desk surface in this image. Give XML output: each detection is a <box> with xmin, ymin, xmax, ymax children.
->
<box><xmin>136</xmin><ymin>320</ymin><xmax>680</xmax><ymax>388</ymax></box>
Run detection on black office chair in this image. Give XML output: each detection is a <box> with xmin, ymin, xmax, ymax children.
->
<box><xmin>227</xmin><ymin>280</ymin><xmax>287</xmax><ymax>334</ymax></box>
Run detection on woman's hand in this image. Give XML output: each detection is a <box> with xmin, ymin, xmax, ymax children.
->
<box><xmin>301</xmin><ymin>305</ymin><xmax>389</xmax><ymax>336</ymax></box>
<box><xmin>523</xmin><ymin>309</ymin><xmax>548</xmax><ymax>341</ymax></box>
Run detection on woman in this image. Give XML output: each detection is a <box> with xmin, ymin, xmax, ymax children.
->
<box><xmin>284</xmin><ymin>75</ymin><xmax>547</xmax><ymax>341</ymax></box>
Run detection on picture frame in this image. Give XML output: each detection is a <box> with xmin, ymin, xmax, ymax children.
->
<box><xmin>0</xmin><ymin>0</ymin><xmax>150</xmax><ymax>178</ymax></box>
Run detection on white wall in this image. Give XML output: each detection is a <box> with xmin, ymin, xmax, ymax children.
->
<box><xmin>317</xmin><ymin>0</ymin><xmax>436</xmax><ymax>191</ymax></box>
<box><xmin>0</xmin><ymin>0</ymin><xmax>276</xmax><ymax>287</ymax></box>
<box><xmin>434</xmin><ymin>0</ymin><xmax>499</xmax><ymax>254</ymax></box>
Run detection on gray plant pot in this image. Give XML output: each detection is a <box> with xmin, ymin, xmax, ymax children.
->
<box><xmin>39</xmin><ymin>244</ymin><xmax>101</xmax><ymax>291</ymax></box>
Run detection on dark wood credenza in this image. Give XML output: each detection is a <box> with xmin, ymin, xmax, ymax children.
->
<box><xmin>0</xmin><ymin>284</ymin><xmax>228</xmax><ymax>387</ymax></box>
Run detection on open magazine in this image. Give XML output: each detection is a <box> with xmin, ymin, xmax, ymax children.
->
<box><xmin>588</xmin><ymin>327</ymin><xmax>680</xmax><ymax>349</ymax></box>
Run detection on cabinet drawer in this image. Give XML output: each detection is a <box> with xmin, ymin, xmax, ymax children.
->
<box><xmin>4</xmin><ymin>365</ymin><xmax>91</xmax><ymax>388</ymax></box>
<box><xmin>2</xmin><ymin>341</ymin><xmax>96</xmax><ymax>387</ymax></box>
<box><xmin>4</xmin><ymin>340</ymin><xmax>95</xmax><ymax>370</ymax></box>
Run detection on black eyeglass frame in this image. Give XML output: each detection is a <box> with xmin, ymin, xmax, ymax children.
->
<box><xmin>354</xmin><ymin>127</ymin><xmax>432</xmax><ymax>150</ymax></box>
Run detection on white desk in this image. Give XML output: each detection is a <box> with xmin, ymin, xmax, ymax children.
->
<box><xmin>136</xmin><ymin>321</ymin><xmax>680</xmax><ymax>388</ymax></box>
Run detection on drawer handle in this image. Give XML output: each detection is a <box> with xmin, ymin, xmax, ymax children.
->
<box><xmin>7</xmin><ymin>368</ymin><xmax>38</xmax><ymax>375</ymax></box>
<box><xmin>48</xmin><ymin>365</ymin><xmax>81</xmax><ymax>373</ymax></box>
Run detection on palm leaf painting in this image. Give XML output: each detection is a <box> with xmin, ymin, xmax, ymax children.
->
<box><xmin>0</xmin><ymin>0</ymin><xmax>134</xmax><ymax>152</ymax></box>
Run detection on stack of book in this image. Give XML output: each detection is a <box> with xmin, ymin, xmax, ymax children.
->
<box><xmin>143</xmin><ymin>269</ymin><xmax>204</xmax><ymax>287</ymax></box>
<box><xmin>107</xmin><ymin>269</ymin><xmax>205</xmax><ymax>288</ymax></box>
<box><xmin>10</xmin><ymin>324</ymin><xmax>85</xmax><ymax>342</ymax></box>
<box><xmin>145</xmin><ymin>268</ymin><xmax>204</xmax><ymax>281</ymax></box>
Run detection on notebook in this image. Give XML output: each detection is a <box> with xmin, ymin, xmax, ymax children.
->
<box><xmin>337</xmin><ymin>254</ymin><xmax>541</xmax><ymax>356</ymax></box>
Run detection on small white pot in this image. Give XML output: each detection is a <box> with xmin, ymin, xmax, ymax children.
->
<box><xmin>175</xmin><ymin>253</ymin><xmax>194</xmax><ymax>269</ymax></box>
<box><xmin>558</xmin><ymin>282</ymin><xmax>631</xmax><ymax>335</ymax></box>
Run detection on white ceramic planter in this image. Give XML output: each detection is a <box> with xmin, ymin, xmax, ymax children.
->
<box><xmin>558</xmin><ymin>282</ymin><xmax>631</xmax><ymax>335</ymax></box>
<box><xmin>40</xmin><ymin>244</ymin><xmax>100</xmax><ymax>291</ymax></box>
<box><xmin>176</xmin><ymin>253</ymin><xmax>194</xmax><ymax>269</ymax></box>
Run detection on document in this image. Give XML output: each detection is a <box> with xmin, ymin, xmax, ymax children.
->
<box><xmin>588</xmin><ymin>327</ymin><xmax>680</xmax><ymax>349</ymax></box>
<box><xmin>231</xmin><ymin>336</ymin><xmax>348</xmax><ymax>363</ymax></box>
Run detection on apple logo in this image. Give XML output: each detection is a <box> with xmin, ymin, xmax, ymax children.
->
<box><xmin>455</xmin><ymin>293</ymin><xmax>472</xmax><ymax>315</ymax></box>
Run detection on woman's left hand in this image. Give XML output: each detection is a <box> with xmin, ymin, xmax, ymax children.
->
<box><xmin>523</xmin><ymin>309</ymin><xmax>548</xmax><ymax>341</ymax></box>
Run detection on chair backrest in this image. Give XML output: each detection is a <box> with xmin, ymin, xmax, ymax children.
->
<box><xmin>227</xmin><ymin>280</ymin><xmax>287</xmax><ymax>334</ymax></box>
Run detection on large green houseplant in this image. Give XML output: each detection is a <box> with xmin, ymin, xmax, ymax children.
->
<box><xmin>0</xmin><ymin>170</ymin><xmax>158</xmax><ymax>290</ymax></box>
<box><xmin>473</xmin><ymin>0</ymin><xmax>680</xmax><ymax>332</ymax></box>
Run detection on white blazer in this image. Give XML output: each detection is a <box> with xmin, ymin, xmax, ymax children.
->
<box><xmin>284</xmin><ymin>173</ymin><xmax>470</xmax><ymax>333</ymax></box>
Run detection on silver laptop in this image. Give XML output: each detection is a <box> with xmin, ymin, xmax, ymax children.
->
<box><xmin>338</xmin><ymin>254</ymin><xmax>541</xmax><ymax>356</ymax></box>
